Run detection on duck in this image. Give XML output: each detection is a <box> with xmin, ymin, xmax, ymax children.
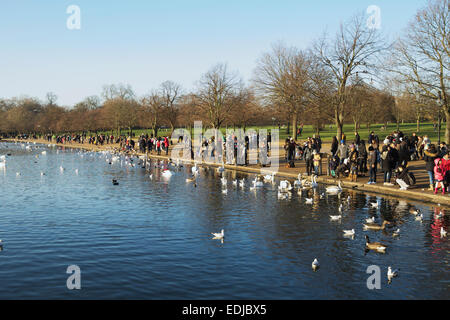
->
<box><xmin>393</xmin><ymin>229</ymin><xmax>401</xmax><ymax>237</ymax></box>
<box><xmin>365</xmin><ymin>235</ymin><xmax>387</xmax><ymax>252</ymax></box>
<box><xmin>343</xmin><ymin>229</ymin><xmax>355</xmax><ymax>236</ymax></box>
<box><xmin>112</xmin><ymin>179</ymin><xmax>119</xmax><ymax>186</ymax></box>
<box><xmin>278</xmin><ymin>191</ymin><xmax>289</xmax><ymax>200</ymax></box>
<box><xmin>415</xmin><ymin>214</ymin><xmax>424</xmax><ymax>222</ymax></box>
<box><xmin>409</xmin><ymin>208</ymin><xmax>420</xmax><ymax>216</ymax></box>
<box><xmin>212</xmin><ymin>229</ymin><xmax>224</xmax><ymax>239</ymax></box>
<box><xmin>330</xmin><ymin>215</ymin><xmax>342</xmax><ymax>221</ymax></box>
<box><xmin>441</xmin><ymin>227</ymin><xmax>447</xmax><ymax>238</ymax></box>
<box><xmin>326</xmin><ymin>181</ymin><xmax>343</xmax><ymax>194</ymax></box>
<box><xmin>363</xmin><ymin>220</ymin><xmax>391</xmax><ymax>231</ymax></box>
<box><xmin>312</xmin><ymin>258</ymin><xmax>320</xmax><ymax>271</ymax></box>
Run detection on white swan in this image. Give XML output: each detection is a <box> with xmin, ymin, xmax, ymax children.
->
<box><xmin>326</xmin><ymin>181</ymin><xmax>342</xmax><ymax>194</ymax></box>
<box><xmin>217</xmin><ymin>164</ymin><xmax>225</xmax><ymax>173</ymax></box>
<box><xmin>294</xmin><ymin>173</ymin><xmax>303</xmax><ymax>188</ymax></box>
<box><xmin>311</xmin><ymin>175</ymin><xmax>318</xmax><ymax>188</ymax></box>
<box><xmin>252</xmin><ymin>177</ymin><xmax>264</xmax><ymax>188</ymax></box>
<box><xmin>212</xmin><ymin>230</ymin><xmax>224</xmax><ymax>239</ymax></box>
<box><xmin>278</xmin><ymin>180</ymin><xmax>293</xmax><ymax>192</ymax></box>
<box><xmin>263</xmin><ymin>172</ymin><xmax>276</xmax><ymax>183</ymax></box>
<box><xmin>221</xmin><ymin>176</ymin><xmax>227</xmax><ymax>186</ymax></box>
<box><xmin>161</xmin><ymin>170</ymin><xmax>173</xmax><ymax>178</ymax></box>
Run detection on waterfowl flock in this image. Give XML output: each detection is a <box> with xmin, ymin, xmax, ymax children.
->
<box><xmin>0</xmin><ymin>140</ymin><xmax>448</xmax><ymax>283</ymax></box>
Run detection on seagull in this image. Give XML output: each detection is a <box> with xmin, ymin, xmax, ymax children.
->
<box><xmin>366</xmin><ymin>217</ymin><xmax>376</xmax><ymax>224</ymax></box>
<box><xmin>149</xmin><ymin>174</ymin><xmax>153</xmax><ymax>180</ymax></box>
<box><xmin>312</xmin><ymin>258</ymin><xmax>320</xmax><ymax>271</ymax></box>
<box><xmin>330</xmin><ymin>215</ymin><xmax>342</xmax><ymax>221</ymax></box>
<box><xmin>305</xmin><ymin>198</ymin><xmax>313</xmax><ymax>204</ymax></box>
<box><xmin>221</xmin><ymin>176</ymin><xmax>227</xmax><ymax>186</ymax></box>
<box><xmin>415</xmin><ymin>214</ymin><xmax>423</xmax><ymax>222</ymax></box>
<box><xmin>75</xmin><ymin>169</ymin><xmax>79</xmax><ymax>175</ymax></box>
<box><xmin>40</xmin><ymin>172</ymin><xmax>45</xmax><ymax>176</ymax></box>
<box><xmin>239</xmin><ymin>180</ymin><xmax>245</xmax><ymax>189</ymax></box>
<box><xmin>232</xmin><ymin>179</ymin><xmax>238</xmax><ymax>187</ymax></box>
<box><xmin>59</xmin><ymin>166</ymin><xmax>65</xmax><ymax>173</ymax></box>
<box><xmin>212</xmin><ymin>229</ymin><xmax>224</xmax><ymax>239</ymax></box>
<box><xmin>387</xmin><ymin>266</ymin><xmax>399</xmax><ymax>282</ymax></box>
<box><xmin>441</xmin><ymin>227</ymin><xmax>447</xmax><ymax>238</ymax></box>
<box><xmin>338</xmin><ymin>204</ymin><xmax>344</xmax><ymax>213</ymax></box>
<box><xmin>343</xmin><ymin>229</ymin><xmax>355</xmax><ymax>236</ymax></box>
<box><xmin>16</xmin><ymin>172</ymin><xmax>21</xmax><ymax>176</ymax></box>
<box><xmin>393</xmin><ymin>229</ymin><xmax>401</xmax><ymax>237</ymax></box>
<box><xmin>222</xmin><ymin>188</ymin><xmax>228</xmax><ymax>195</ymax></box>
<box><xmin>370</xmin><ymin>202</ymin><xmax>379</xmax><ymax>208</ymax></box>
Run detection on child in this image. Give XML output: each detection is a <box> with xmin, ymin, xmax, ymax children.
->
<box><xmin>434</xmin><ymin>158</ymin><xmax>446</xmax><ymax>195</ymax></box>
<box><xmin>313</xmin><ymin>151</ymin><xmax>321</xmax><ymax>176</ymax></box>
<box><xmin>329</xmin><ymin>155</ymin><xmax>340</xmax><ymax>178</ymax></box>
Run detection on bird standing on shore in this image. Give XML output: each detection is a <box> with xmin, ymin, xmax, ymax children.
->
<box><xmin>312</xmin><ymin>259</ymin><xmax>320</xmax><ymax>271</ymax></box>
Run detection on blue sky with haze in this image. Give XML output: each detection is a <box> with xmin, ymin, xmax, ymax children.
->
<box><xmin>0</xmin><ymin>0</ymin><xmax>426</xmax><ymax>106</ymax></box>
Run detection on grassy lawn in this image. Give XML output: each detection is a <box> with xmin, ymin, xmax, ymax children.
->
<box><xmin>92</xmin><ymin>122</ymin><xmax>444</xmax><ymax>144</ymax></box>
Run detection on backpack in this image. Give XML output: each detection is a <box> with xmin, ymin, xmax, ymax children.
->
<box><xmin>381</xmin><ymin>150</ymin><xmax>388</xmax><ymax>161</ymax></box>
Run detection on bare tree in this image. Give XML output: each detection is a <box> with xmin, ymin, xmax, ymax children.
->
<box><xmin>197</xmin><ymin>63</ymin><xmax>242</xmax><ymax>129</ymax></box>
<box><xmin>254</xmin><ymin>43</ymin><xmax>311</xmax><ymax>139</ymax></box>
<box><xmin>314</xmin><ymin>13</ymin><xmax>386</xmax><ymax>141</ymax></box>
<box><xmin>160</xmin><ymin>81</ymin><xmax>182</xmax><ymax>134</ymax></box>
<box><xmin>390</xmin><ymin>0</ymin><xmax>449</xmax><ymax>142</ymax></box>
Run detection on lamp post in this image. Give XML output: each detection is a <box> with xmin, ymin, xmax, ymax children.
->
<box><xmin>438</xmin><ymin>91</ymin><xmax>442</xmax><ymax>145</ymax></box>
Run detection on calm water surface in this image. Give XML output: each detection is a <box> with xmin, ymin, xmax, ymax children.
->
<box><xmin>0</xmin><ymin>141</ymin><xmax>448</xmax><ymax>299</ymax></box>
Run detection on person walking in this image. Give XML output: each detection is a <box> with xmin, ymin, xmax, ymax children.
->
<box><xmin>434</xmin><ymin>158</ymin><xmax>446</xmax><ymax>195</ymax></box>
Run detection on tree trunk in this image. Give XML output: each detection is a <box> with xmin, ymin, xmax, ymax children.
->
<box><xmin>417</xmin><ymin>117</ymin><xmax>420</xmax><ymax>132</ymax></box>
<box><xmin>336</xmin><ymin>120</ymin><xmax>343</xmax><ymax>142</ymax></box>
<box><xmin>445</xmin><ymin>109</ymin><xmax>450</xmax><ymax>146</ymax></box>
<box><xmin>292</xmin><ymin>112</ymin><xmax>298</xmax><ymax>140</ymax></box>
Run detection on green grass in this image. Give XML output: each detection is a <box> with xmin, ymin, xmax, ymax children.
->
<box><xmin>79</xmin><ymin>122</ymin><xmax>445</xmax><ymax>145</ymax></box>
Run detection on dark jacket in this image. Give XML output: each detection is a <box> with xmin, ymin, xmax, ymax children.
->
<box><xmin>368</xmin><ymin>150</ymin><xmax>377</xmax><ymax>169</ymax></box>
<box><xmin>424</xmin><ymin>149</ymin><xmax>439</xmax><ymax>172</ymax></box>
<box><xmin>381</xmin><ymin>146</ymin><xmax>394</xmax><ymax>172</ymax></box>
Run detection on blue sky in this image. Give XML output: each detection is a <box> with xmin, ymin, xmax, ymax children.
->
<box><xmin>0</xmin><ymin>0</ymin><xmax>426</xmax><ymax>107</ymax></box>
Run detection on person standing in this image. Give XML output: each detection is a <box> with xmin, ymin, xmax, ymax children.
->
<box><xmin>313</xmin><ymin>150</ymin><xmax>321</xmax><ymax>176</ymax></box>
<box><xmin>331</xmin><ymin>136</ymin><xmax>338</xmax><ymax>156</ymax></box>
<box><xmin>358</xmin><ymin>140</ymin><xmax>368</xmax><ymax>177</ymax></box>
<box><xmin>337</xmin><ymin>140</ymin><xmax>348</xmax><ymax>165</ymax></box>
<box><xmin>424</xmin><ymin>144</ymin><xmax>439</xmax><ymax>191</ymax></box>
<box><xmin>303</xmin><ymin>142</ymin><xmax>313</xmax><ymax>176</ymax></box>
<box><xmin>348</xmin><ymin>145</ymin><xmax>359</xmax><ymax>182</ymax></box>
<box><xmin>381</xmin><ymin>144</ymin><xmax>394</xmax><ymax>185</ymax></box>
<box><xmin>367</xmin><ymin>146</ymin><xmax>378</xmax><ymax>184</ymax></box>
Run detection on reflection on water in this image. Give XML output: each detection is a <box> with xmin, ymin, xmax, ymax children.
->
<box><xmin>0</xmin><ymin>141</ymin><xmax>448</xmax><ymax>299</ymax></box>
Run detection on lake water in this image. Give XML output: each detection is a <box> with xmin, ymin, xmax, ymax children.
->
<box><xmin>0</xmin><ymin>141</ymin><xmax>448</xmax><ymax>299</ymax></box>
